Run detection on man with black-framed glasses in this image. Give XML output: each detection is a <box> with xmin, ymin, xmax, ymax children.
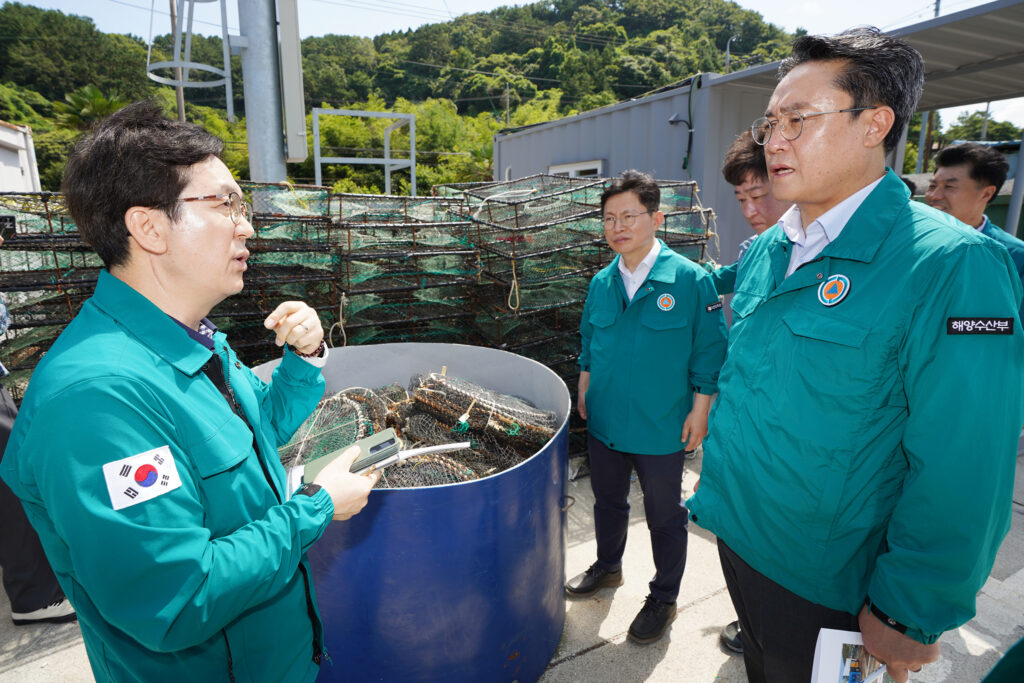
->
<box><xmin>0</xmin><ymin>101</ymin><xmax>379</xmax><ymax>682</ymax></box>
<box><xmin>688</xmin><ymin>28</ymin><xmax>1023</xmax><ymax>682</ymax></box>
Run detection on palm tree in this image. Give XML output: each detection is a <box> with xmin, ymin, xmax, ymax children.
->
<box><xmin>53</xmin><ymin>85</ymin><xmax>129</xmax><ymax>131</ymax></box>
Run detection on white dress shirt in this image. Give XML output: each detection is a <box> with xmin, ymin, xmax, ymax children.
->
<box><xmin>618</xmin><ymin>240</ymin><xmax>661</xmax><ymax>301</ymax></box>
<box><xmin>781</xmin><ymin>175</ymin><xmax>884</xmax><ymax>277</ymax></box>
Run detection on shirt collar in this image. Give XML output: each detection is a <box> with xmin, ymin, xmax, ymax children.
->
<box><xmin>89</xmin><ymin>270</ymin><xmax>214</xmax><ymax>376</ymax></box>
<box><xmin>781</xmin><ymin>175</ymin><xmax>884</xmax><ymax>247</ymax></box>
<box><xmin>976</xmin><ymin>215</ymin><xmax>990</xmax><ymax>231</ymax></box>
<box><xmin>172</xmin><ymin>317</ymin><xmax>219</xmax><ymax>350</ymax></box>
<box><xmin>617</xmin><ymin>239</ymin><xmax>661</xmax><ymax>279</ymax></box>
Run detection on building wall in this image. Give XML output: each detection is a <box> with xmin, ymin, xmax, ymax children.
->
<box><xmin>0</xmin><ymin>122</ymin><xmax>41</xmax><ymax>192</ymax></box>
<box><xmin>493</xmin><ymin>71</ymin><xmax>778</xmax><ymax>271</ymax></box>
<box><xmin>493</xmin><ymin>85</ymin><xmax>697</xmax><ymax>188</ymax></box>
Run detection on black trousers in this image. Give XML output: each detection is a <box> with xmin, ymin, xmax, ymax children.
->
<box><xmin>718</xmin><ymin>538</ymin><xmax>859</xmax><ymax>683</ymax></box>
<box><xmin>0</xmin><ymin>385</ymin><xmax>64</xmax><ymax>612</ymax></box>
<box><xmin>588</xmin><ymin>434</ymin><xmax>688</xmax><ymax>603</ymax></box>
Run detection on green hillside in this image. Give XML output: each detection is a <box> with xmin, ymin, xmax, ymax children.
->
<box><xmin>1</xmin><ymin>0</ymin><xmax>795</xmax><ymax>191</ymax></box>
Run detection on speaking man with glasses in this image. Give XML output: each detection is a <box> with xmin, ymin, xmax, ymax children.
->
<box><xmin>687</xmin><ymin>28</ymin><xmax>1024</xmax><ymax>682</ymax></box>
<box><xmin>565</xmin><ymin>170</ymin><xmax>726</xmax><ymax>645</ymax></box>
<box><xmin>0</xmin><ymin>101</ymin><xmax>379</xmax><ymax>682</ymax></box>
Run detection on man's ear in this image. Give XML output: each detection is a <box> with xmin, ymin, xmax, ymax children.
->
<box><xmin>864</xmin><ymin>106</ymin><xmax>895</xmax><ymax>150</ymax></box>
<box><xmin>980</xmin><ymin>184</ymin><xmax>997</xmax><ymax>205</ymax></box>
<box><xmin>652</xmin><ymin>210</ymin><xmax>665</xmax><ymax>230</ymax></box>
<box><xmin>124</xmin><ymin>206</ymin><xmax>169</xmax><ymax>256</ymax></box>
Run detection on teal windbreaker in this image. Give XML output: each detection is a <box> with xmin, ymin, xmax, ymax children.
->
<box><xmin>689</xmin><ymin>170</ymin><xmax>1024</xmax><ymax>644</ymax></box>
<box><xmin>579</xmin><ymin>240</ymin><xmax>727</xmax><ymax>455</ymax></box>
<box><xmin>0</xmin><ymin>271</ymin><xmax>332</xmax><ymax>682</ymax></box>
<box><xmin>981</xmin><ymin>219</ymin><xmax>1024</xmax><ymax>321</ymax></box>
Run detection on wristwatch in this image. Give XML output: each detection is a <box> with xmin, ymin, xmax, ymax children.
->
<box><xmin>295</xmin><ymin>482</ymin><xmax>323</xmax><ymax>497</ymax></box>
<box><xmin>865</xmin><ymin>597</ymin><xmax>908</xmax><ymax>634</ymax></box>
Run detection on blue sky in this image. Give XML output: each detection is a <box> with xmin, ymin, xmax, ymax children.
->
<box><xmin>15</xmin><ymin>0</ymin><xmax>1024</xmax><ymax>128</ymax></box>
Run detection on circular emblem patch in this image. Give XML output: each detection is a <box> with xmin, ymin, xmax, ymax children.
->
<box><xmin>657</xmin><ymin>293</ymin><xmax>675</xmax><ymax>311</ymax></box>
<box><xmin>817</xmin><ymin>274</ymin><xmax>851</xmax><ymax>307</ymax></box>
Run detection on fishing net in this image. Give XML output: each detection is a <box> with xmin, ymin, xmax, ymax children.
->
<box><xmin>278</xmin><ymin>372</ymin><xmax>556</xmax><ymax>488</ymax></box>
<box><xmin>335</xmin><ymin>193</ymin><xmax>466</xmax><ymax>225</ymax></box>
<box><xmin>0</xmin><ymin>176</ymin><xmax>713</xmax><ymax>415</ymax></box>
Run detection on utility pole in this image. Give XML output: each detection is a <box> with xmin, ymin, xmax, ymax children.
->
<box><xmin>504</xmin><ymin>81</ymin><xmax>510</xmax><ymax>126</ymax></box>
<box><xmin>237</xmin><ymin>0</ymin><xmax>287</xmax><ymax>181</ymax></box>
<box><xmin>168</xmin><ymin>0</ymin><xmax>186</xmax><ymax>122</ymax></box>
<box><xmin>915</xmin><ymin>0</ymin><xmax>941</xmax><ymax>172</ymax></box>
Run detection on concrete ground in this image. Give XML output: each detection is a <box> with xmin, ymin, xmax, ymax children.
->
<box><xmin>2</xmin><ymin>440</ymin><xmax>1023</xmax><ymax>682</ymax></box>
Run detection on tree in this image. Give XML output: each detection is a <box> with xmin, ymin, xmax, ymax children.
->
<box><xmin>53</xmin><ymin>84</ymin><xmax>128</xmax><ymax>131</ymax></box>
<box><xmin>944</xmin><ymin>109</ymin><xmax>1022</xmax><ymax>143</ymax></box>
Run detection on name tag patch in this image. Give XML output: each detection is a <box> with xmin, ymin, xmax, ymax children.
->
<box><xmin>103</xmin><ymin>445</ymin><xmax>182</xmax><ymax>510</ymax></box>
<box><xmin>706</xmin><ymin>301</ymin><xmax>723</xmax><ymax>313</ymax></box>
<box><xmin>947</xmin><ymin>317</ymin><xmax>1014</xmax><ymax>335</ymax></box>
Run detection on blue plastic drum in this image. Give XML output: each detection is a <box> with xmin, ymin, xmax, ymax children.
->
<box><xmin>267</xmin><ymin>343</ymin><xmax>570</xmax><ymax>683</ymax></box>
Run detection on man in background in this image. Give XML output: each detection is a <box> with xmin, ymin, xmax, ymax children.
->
<box><xmin>709</xmin><ymin>131</ymin><xmax>790</xmax><ymax>656</ymax></box>
<box><xmin>0</xmin><ymin>227</ymin><xmax>75</xmax><ymax>627</ymax></box>
<box><xmin>710</xmin><ymin>131</ymin><xmax>790</xmax><ymax>297</ymax></box>
<box><xmin>926</xmin><ymin>142</ymin><xmax>1024</xmax><ymax>320</ymax></box>
<box><xmin>568</xmin><ymin>170</ymin><xmax>727</xmax><ymax>645</ymax></box>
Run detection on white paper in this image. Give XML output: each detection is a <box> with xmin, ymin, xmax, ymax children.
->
<box><xmin>286</xmin><ymin>464</ymin><xmax>305</xmax><ymax>499</ymax></box>
<box><xmin>811</xmin><ymin>628</ymin><xmax>892</xmax><ymax>683</ymax></box>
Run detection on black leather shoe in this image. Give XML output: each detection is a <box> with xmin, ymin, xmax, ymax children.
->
<box><xmin>565</xmin><ymin>563</ymin><xmax>623</xmax><ymax>598</ymax></box>
<box><xmin>627</xmin><ymin>595</ymin><xmax>677</xmax><ymax>644</ymax></box>
<box><xmin>720</xmin><ymin>620</ymin><xmax>743</xmax><ymax>654</ymax></box>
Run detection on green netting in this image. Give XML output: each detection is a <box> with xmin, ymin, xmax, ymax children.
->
<box><xmin>241</xmin><ymin>182</ymin><xmax>331</xmax><ymax>217</ymax></box>
<box><xmin>335</xmin><ymin>193</ymin><xmax>467</xmax><ymax>225</ymax></box>
<box><xmin>657</xmin><ymin>181</ymin><xmax>700</xmax><ymax>213</ymax></box>
<box><xmin>345</xmin><ymin>318</ymin><xmax>473</xmax><ymax>346</ymax></box>
<box><xmin>0</xmin><ymin>176</ymin><xmax>712</xmax><ymax>405</ymax></box>
<box><xmin>0</xmin><ymin>193</ymin><xmax>77</xmax><ymax>235</ymax></box>
<box><xmin>278</xmin><ymin>375</ymin><xmax>548</xmax><ymax>489</ymax></box>
<box><xmin>338</xmin><ymin>223</ymin><xmax>472</xmax><ymax>251</ymax></box>
<box><xmin>662</xmin><ymin>207</ymin><xmax>714</xmax><ymax>238</ymax></box>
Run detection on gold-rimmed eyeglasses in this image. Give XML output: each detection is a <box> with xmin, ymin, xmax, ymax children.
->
<box><xmin>603</xmin><ymin>211</ymin><xmax>652</xmax><ymax>229</ymax></box>
<box><xmin>751</xmin><ymin>106</ymin><xmax>879</xmax><ymax>145</ymax></box>
<box><xmin>180</xmin><ymin>191</ymin><xmax>252</xmax><ymax>225</ymax></box>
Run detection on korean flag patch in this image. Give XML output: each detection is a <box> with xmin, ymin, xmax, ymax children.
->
<box><xmin>103</xmin><ymin>445</ymin><xmax>182</xmax><ymax>511</ymax></box>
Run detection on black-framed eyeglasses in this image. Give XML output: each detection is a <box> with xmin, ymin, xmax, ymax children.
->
<box><xmin>180</xmin><ymin>191</ymin><xmax>252</xmax><ymax>225</ymax></box>
<box><xmin>603</xmin><ymin>211</ymin><xmax>652</xmax><ymax>229</ymax></box>
<box><xmin>751</xmin><ymin>106</ymin><xmax>879</xmax><ymax>145</ymax></box>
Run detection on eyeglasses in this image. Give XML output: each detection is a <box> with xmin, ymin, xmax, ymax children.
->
<box><xmin>751</xmin><ymin>107</ymin><xmax>879</xmax><ymax>145</ymax></box>
<box><xmin>603</xmin><ymin>211</ymin><xmax>652</xmax><ymax>229</ymax></box>
<box><xmin>180</xmin><ymin>191</ymin><xmax>252</xmax><ymax>225</ymax></box>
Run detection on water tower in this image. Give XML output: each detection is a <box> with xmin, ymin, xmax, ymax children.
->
<box><xmin>146</xmin><ymin>0</ymin><xmax>307</xmax><ymax>181</ymax></box>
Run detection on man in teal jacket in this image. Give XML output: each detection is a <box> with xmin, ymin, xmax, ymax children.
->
<box><xmin>926</xmin><ymin>142</ymin><xmax>1024</xmax><ymax>320</ymax></box>
<box><xmin>0</xmin><ymin>102</ymin><xmax>378</xmax><ymax>682</ymax></box>
<box><xmin>566</xmin><ymin>171</ymin><xmax>727</xmax><ymax>645</ymax></box>
<box><xmin>710</xmin><ymin>131</ymin><xmax>790</xmax><ymax>297</ymax></box>
<box><xmin>689</xmin><ymin>29</ymin><xmax>1024</xmax><ymax>683</ymax></box>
